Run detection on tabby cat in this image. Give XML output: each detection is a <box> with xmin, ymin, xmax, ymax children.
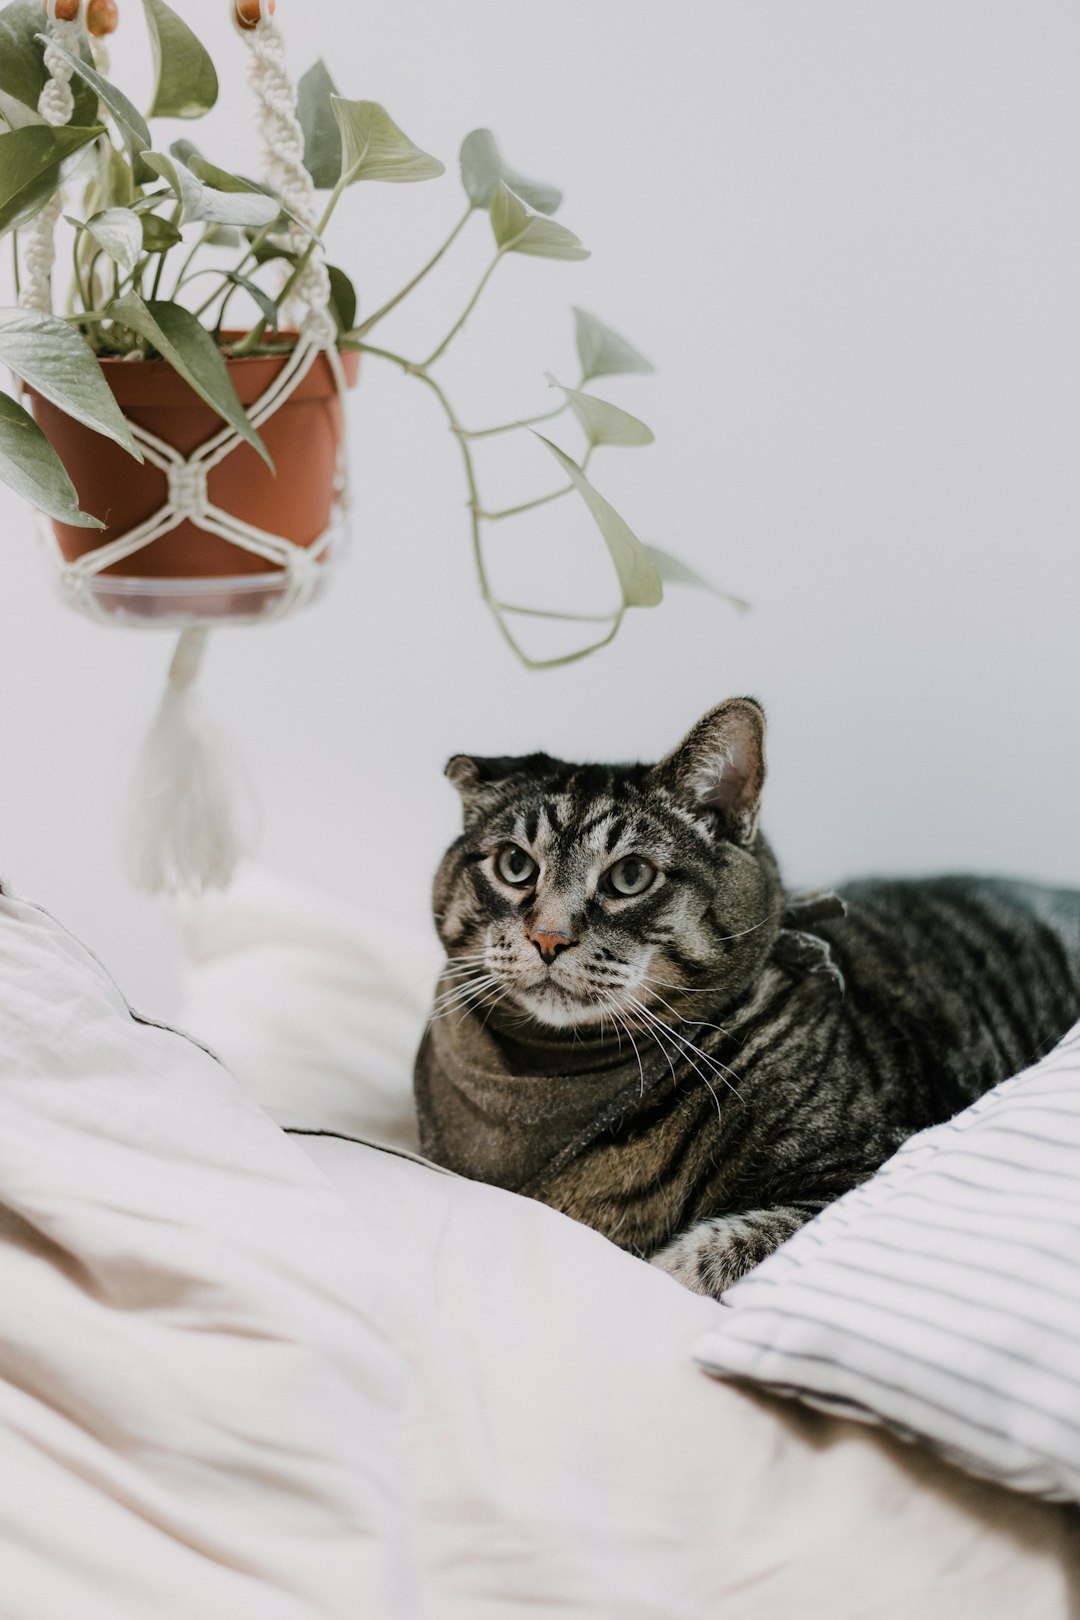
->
<box><xmin>414</xmin><ymin>699</ymin><xmax>1080</xmax><ymax>1297</ymax></box>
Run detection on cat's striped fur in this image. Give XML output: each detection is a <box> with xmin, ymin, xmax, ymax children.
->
<box><xmin>415</xmin><ymin>699</ymin><xmax>1080</xmax><ymax>1297</ymax></box>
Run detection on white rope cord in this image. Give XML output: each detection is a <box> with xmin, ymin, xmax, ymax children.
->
<box><xmin>245</xmin><ymin>15</ymin><xmax>336</xmax><ymax>346</ymax></box>
<box><xmin>20</xmin><ymin>6</ymin><xmax>80</xmax><ymax>315</ymax></box>
<box><xmin>60</xmin><ymin>338</ymin><xmax>330</xmax><ymax>603</ymax></box>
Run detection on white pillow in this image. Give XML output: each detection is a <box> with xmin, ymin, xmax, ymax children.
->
<box><xmin>180</xmin><ymin>865</ymin><xmax>434</xmax><ymax>1149</ymax></box>
<box><xmin>695</xmin><ymin>1021</ymin><xmax>1080</xmax><ymax>1503</ymax></box>
<box><xmin>0</xmin><ymin>881</ymin><xmax>405</xmax><ymax>1619</ymax></box>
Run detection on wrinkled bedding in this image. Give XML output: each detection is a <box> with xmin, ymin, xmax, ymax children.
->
<box><xmin>1</xmin><ymin>872</ymin><xmax>1077</xmax><ymax>1618</ymax></box>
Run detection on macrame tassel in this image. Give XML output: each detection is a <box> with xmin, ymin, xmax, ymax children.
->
<box><xmin>125</xmin><ymin>629</ymin><xmax>252</xmax><ymax>895</ymax></box>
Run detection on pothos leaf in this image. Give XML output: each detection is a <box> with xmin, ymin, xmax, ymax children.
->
<box><xmin>326</xmin><ymin>265</ymin><xmax>356</xmax><ymax>333</ymax></box>
<box><xmin>545</xmin><ymin>376</ymin><xmax>653</xmax><ymax>447</ymax></box>
<box><xmin>573</xmin><ymin>307</ymin><xmax>654</xmax><ymax>382</ymax></box>
<box><xmin>490</xmin><ymin>185</ymin><xmax>587</xmax><ymax>260</ymax></box>
<box><xmin>645</xmin><ymin>546</ymin><xmax>750</xmax><ymax>612</ymax></box>
<box><xmin>142</xmin><ymin>150</ymin><xmax>279</xmax><ymax>228</ymax></box>
<box><xmin>0</xmin><ymin>386</ymin><xmax>103</xmax><ymax>526</ymax></box>
<box><xmin>459</xmin><ymin>128</ymin><xmax>561</xmax><ymax>214</ymax></box>
<box><xmin>75</xmin><ymin>206</ymin><xmax>142</xmax><ymax>277</ymax></box>
<box><xmin>533</xmin><ymin>434</ymin><xmax>662</xmax><ymax>608</ymax></box>
<box><xmin>104</xmin><ymin>293</ymin><xmax>273</xmax><ymax>470</ymax></box>
<box><xmin>141</xmin><ymin>0</ymin><xmax>218</xmax><ymax>119</ymax></box>
<box><xmin>331</xmin><ymin>97</ymin><xmax>444</xmax><ymax>185</ymax></box>
<box><xmin>0</xmin><ymin>86</ymin><xmax>43</xmax><ymax>131</ymax></box>
<box><xmin>297</xmin><ymin>59</ymin><xmax>340</xmax><ymax>190</ymax></box>
<box><xmin>139</xmin><ymin>212</ymin><xmax>182</xmax><ymax>252</ymax></box>
<box><xmin>0</xmin><ymin>305</ymin><xmax>141</xmax><ymax>458</ymax></box>
<box><xmin>0</xmin><ymin>121</ymin><xmax>102</xmax><ymax>236</ymax></box>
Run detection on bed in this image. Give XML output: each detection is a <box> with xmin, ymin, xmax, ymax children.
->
<box><xmin>2</xmin><ymin>869</ymin><xmax>1077</xmax><ymax>1619</ymax></box>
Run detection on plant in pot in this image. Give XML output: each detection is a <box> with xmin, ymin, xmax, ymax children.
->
<box><xmin>0</xmin><ymin>0</ymin><xmax>743</xmax><ymax>890</ymax></box>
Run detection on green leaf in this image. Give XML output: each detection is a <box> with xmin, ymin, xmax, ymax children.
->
<box><xmin>102</xmin><ymin>142</ymin><xmax>135</xmax><ymax>208</ymax></box>
<box><xmin>39</xmin><ymin>37</ymin><xmax>150</xmax><ymax>173</ymax></box>
<box><xmin>76</xmin><ymin>207</ymin><xmax>142</xmax><ymax>277</ymax></box>
<box><xmin>297</xmin><ymin>60</ymin><xmax>340</xmax><ymax>190</ymax></box>
<box><xmin>132</xmin><ymin>188</ymin><xmax>173</xmax><ymax>212</ymax></box>
<box><xmin>0</xmin><ymin>122</ymin><xmax>102</xmax><ymax>237</ymax></box>
<box><xmin>459</xmin><ymin>129</ymin><xmax>561</xmax><ymax>215</ymax></box>
<box><xmin>204</xmin><ymin>224</ymin><xmax>240</xmax><ymax>248</ymax></box>
<box><xmin>141</xmin><ymin>0</ymin><xmax>218</xmax><ymax>119</ymax></box>
<box><xmin>0</xmin><ymin>386</ymin><xmax>103</xmax><ymax>526</ymax></box>
<box><xmin>170</xmin><ymin>141</ymin><xmax>319</xmax><ymax>241</ymax></box>
<box><xmin>546</xmin><ymin>376</ymin><xmax>653</xmax><ymax>447</ymax></box>
<box><xmin>140</xmin><ymin>211</ymin><xmax>182</xmax><ymax>253</ymax></box>
<box><xmin>0</xmin><ymin>87</ymin><xmax>42</xmax><ymax>131</ymax></box>
<box><xmin>142</xmin><ymin>150</ymin><xmax>279</xmax><ymax>228</ymax></box>
<box><xmin>490</xmin><ymin>185</ymin><xmax>588</xmax><ymax>261</ymax></box>
<box><xmin>326</xmin><ymin>265</ymin><xmax>356</xmax><ymax>333</ymax></box>
<box><xmin>216</xmin><ymin>272</ymin><xmax>278</xmax><ymax>333</ymax></box>
<box><xmin>104</xmin><ymin>293</ymin><xmax>273</xmax><ymax>470</ymax></box>
<box><xmin>573</xmin><ymin>307</ymin><xmax>654</xmax><ymax>382</ymax></box>
<box><xmin>645</xmin><ymin>546</ymin><xmax>750</xmax><ymax>613</ymax></box>
<box><xmin>0</xmin><ymin>0</ymin><xmax>96</xmax><ymax>125</ymax></box>
<box><xmin>169</xmin><ymin>141</ymin><xmax>262</xmax><ymax>194</ymax></box>
<box><xmin>0</xmin><ymin>1</ymin><xmax>45</xmax><ymax>113</ymax></box>
<box><xmin>331</xmin><ymin>97</ymin><xmax>444</xmax><ymax>185</ymax></box>
<box><xmin>250</xmin><ymin>238</ymin><xmax>298</xmax><ymax>268</ymax></box>
<box><xmin>0</xmin><ymin>306</ymin><xmax>142</xmax><ymax>459</ymax></box>
<box><xmin>534</xmin><ymin>434</ymin><xmax>662</xmax><ymax>608</ymax></box>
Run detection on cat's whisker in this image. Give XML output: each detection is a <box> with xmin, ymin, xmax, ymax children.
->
<box><xmin>711</xmin><ymin>906</ymin><xmax>786</xmax><ymax>945</ymax></box>
<box><xmin>462</xmin><ymin>982</ymin><xmax>509</xmax><ymax>1028</ymax></box>
<box><xmin>440</xmin><ymin>980</ymin><xmax>502</xmax><ymax>1015</ymax></box>
<box><xmin>634</xmin><ymin>1007</ymin><xmax>679</xmax><ymax>1091</ymax></box>
<box><xmin>401</xmin><ymin>949</ymin><xmax>491</xmax><ymax>994</ymax></box>
<box><xmin>597</xmin><ymin>992</ymin><xmax>645</xmax><ymax>1096</ymax></box>
<box><xmin>638</xmin><ymin>972</ymin><xmax>734</xmax><ymax>1000</ymax></box>
<box><xmin>455</xmin><ymin>981</ymin><xmax>511</xmax><ymax>1025</ymax></box>
<box><xmin>440</xmin><ymin>954</ymin><xmax>493</xmax><ymax>975</ymax></box>
<box><xmin>430</xmin><ymin>974</ymin><xmax>502</xmax><ymax>1019</ymax></box>
<box><xmin>629</xmin><ymin>999</ymin><xmax>726</xmax><ymax>1124</ymax></box>
<box><xmin>627</xmin><ymin>995</ymin><xmax>745</xmax><ymax>1106</ymax></box>
<box><xmin>636</xmin><ymin>982</ymin><xmax>740</xmax><ymax>1044</ymax></box>
<box><xmin>430</xmin><ymin>973</ymin><xmax>491</xmax><ymax>1007</ymax></box>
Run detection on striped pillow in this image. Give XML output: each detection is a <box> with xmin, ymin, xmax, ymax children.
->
<box><xmin>694</xmin><ymin>1021</ymin><xmax>1080</xmax><ymax>1502</ymax></box>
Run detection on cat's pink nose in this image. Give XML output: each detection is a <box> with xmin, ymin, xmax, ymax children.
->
<box><xmin>529</xmin><ymin>930</ymin><xmax>577</xmax><ymax>965</ymax></box>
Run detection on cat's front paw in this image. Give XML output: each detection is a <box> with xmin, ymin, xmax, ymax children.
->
<box><xmin>650</xmin><ymin>1213</ymin><xmax>762</xmax><ymax>1298</ymax></box>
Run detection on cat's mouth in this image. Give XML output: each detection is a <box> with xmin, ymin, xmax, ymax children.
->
<box><xmin>503</xmin><ymin>965</ymin><xmax>627</xmax><ymax>1030</ymax></box>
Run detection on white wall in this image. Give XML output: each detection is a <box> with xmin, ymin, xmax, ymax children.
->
<box><xmin>2</xmin><ymin>0</ymin><xmax>1078</xmax><ymax>1016</ymax></box>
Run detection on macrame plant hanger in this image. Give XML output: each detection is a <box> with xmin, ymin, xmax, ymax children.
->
<box><xmin>23</xmin><ymin>0</ymin><xmax>350</xmax><ymax>895</ymax></box>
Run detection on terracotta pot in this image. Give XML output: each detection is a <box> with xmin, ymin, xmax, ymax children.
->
<box><xmin>28</xmin><ymin>337</ymin><xmax>359</xmax><ymax>586</ymax></box>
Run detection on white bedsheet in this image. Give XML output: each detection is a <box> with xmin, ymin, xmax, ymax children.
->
<box><xmin>2</xmin><ymin>872</ymin><xmax>1077</xmax><ymax>1618</ymax></box>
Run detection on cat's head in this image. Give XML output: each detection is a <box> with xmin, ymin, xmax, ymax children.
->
<box><xmin>432</xmin><ymin>698</ymin><xmax>784</xmax><ymax>1033</ymax></box>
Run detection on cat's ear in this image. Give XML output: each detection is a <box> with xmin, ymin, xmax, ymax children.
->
<box><xmin>654</xmin><ymin>698</ymin><xmax>767</xmax><ymax>845</ymax></box>
<box><xmin>445</xmin><ymin>752</ymin><xmax>556</xmax><ymax>796</ymax></box>
<box><xmin>445</xmin><ymin>753</ymin><xmax>549</xmax><ymax>807</ymax></box>
<box><xmin>445</xmin><ymin>755</ymin><xmax>484</xmax><ymax>795</ymax></box>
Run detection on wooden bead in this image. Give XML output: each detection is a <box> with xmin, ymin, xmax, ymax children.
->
<box><xmin>86</xmin><ymin>0</ymin><xmax>118</xmax><ymax>34</ymax></box>
<box><xmin>49</xmin><ymin>0</ymin><xmax>81</xmax><ymax>21</ymax></box>
<box><xmin>235</xmin><ymin>0</ymin><xmax>275</xmax><ymax>28</ymax></box>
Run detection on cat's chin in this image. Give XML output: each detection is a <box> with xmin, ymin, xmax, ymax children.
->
<box><xmin>508</xmin><ymin>985</ymin><xmax>608</xmax><ymax>1032</ymax></box>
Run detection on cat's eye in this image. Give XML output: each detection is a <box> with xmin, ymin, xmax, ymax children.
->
<box><xmin>496</xmin><ymin>844</ymin><xmax>539</xmax><ymax>887</ymax></box>
<box><xmin>603</xmin><ymin>855</ymin><xmax>657</xmax><ymax>898</ymax></box>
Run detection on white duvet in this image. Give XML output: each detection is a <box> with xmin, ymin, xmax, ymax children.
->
<box><xmin>2</xmin><ymin>872</ymin><xmax>1078</xmax><ymax>1619</ymax></box>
